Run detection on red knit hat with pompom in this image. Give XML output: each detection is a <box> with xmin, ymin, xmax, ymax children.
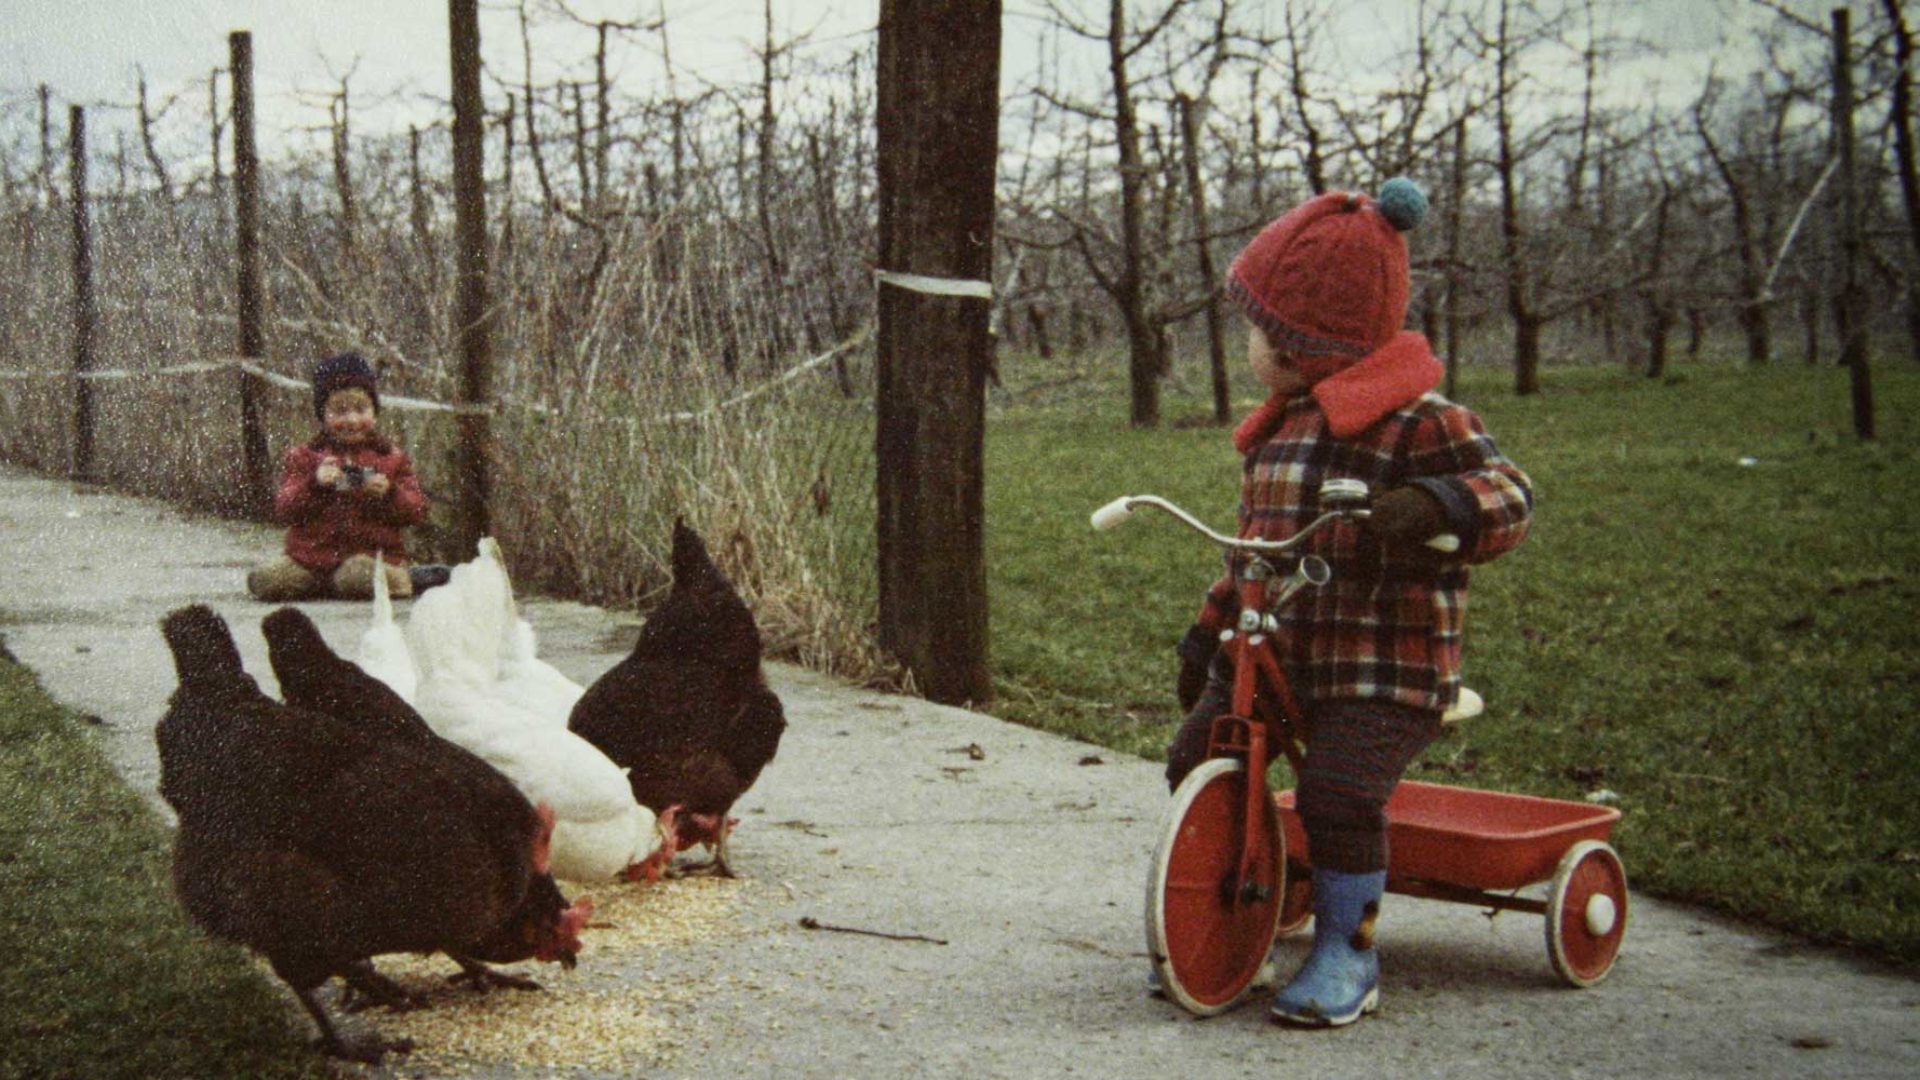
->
<box><xmin>1227</xmin><ymin>178</ymin><xmax>1427</xmax><ymax>384</ymax></box>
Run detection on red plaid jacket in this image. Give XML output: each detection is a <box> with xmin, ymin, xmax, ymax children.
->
<box><xmin>1194</xmin><ymin>392</ymin><xmax>1532</xmax><ymax>714</ymax></box>
<box><xmin>275</xmin><ymin>434</ymin><xmax>429</xmax><ymax>573</ymax></box>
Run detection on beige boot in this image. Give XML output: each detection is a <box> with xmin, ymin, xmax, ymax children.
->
<box><xmin>248</xmin><ymin>557</ymin><xmax>326</xmax><ymax>602</ymax></box>
<box><xmin>333</xmin><ymin>555</ymin><xmax>412</xmax><ymax>600</ymax></box>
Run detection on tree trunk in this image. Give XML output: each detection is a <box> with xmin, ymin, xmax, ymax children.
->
<box><xmin>450</xmin><ymin>0</ymin><xmax>496</xmax><ymax>551</ymax></box>
<box><xmin>1029</xmin><ymin>304</ymin><xmax>1054</xmax><ymax>360</ymax></box>
<box><xmin>208</xmin><ymin>69</ymin><xmax>229</xmax><ymax>243</ymax></box>
<box><xmin>330</xmin><ymin>84</ymin><xmax>357</xmax><ymax>260</ymax></box>
<box><xmin>1494</xmin><ymin>0</ymin><xmax>1541</xmax><ymax>396</ymax></box>
<box><xmin>875</xmin><ymin>0</ymin><xmax>998</xmax><ymax>705</ymax></box>
<box><xmin>1881</xmin><ymin>0</ymin><xmax>1920</xmax><ymax>363</ymax></box>
<box><xmin>1109</xmin><ymin>0</ymin><xmax>1158</xmax><ymax>427</ymax></box>
<box><xmin>1177</xmin><ymin>94</ymin><xmax>1229</xmax><ymax>424</ymax></box>
<box><xmin>1802</xmin><ymin>288</ymin><xmax>1821</xmax><ymax>365</ymax></box>
<box><xmin>39</xmin><ymin>84</ymin><xmax>57</xmax><ymax>209</ymax></box>
<box><xmin>1832</xmin><ymin>8</ymin><xmax>1874</xmax><ymax>438</ymax></box>
<box><xmin>1696</xmin><ymin>97</ymin><xmax>1771</xmax><ymax>365</ymax></box>
<box><xmin>1444</xmin><ymin>117</ymin><xmax>1467</xmax><ymax>398</ymax></box>
<box><xmin>1284</xmin><ymin>4</ymin><xmax>1326</xmax><ymax>194</ymax></box>
<box><xmin>1644</xmin><ymin>171</ymin><xmax>1674</xmax><ymax>380</ymax></box>
<box><xmin>594</xmin><ymin>21</ymin><xmax>612</xmax><ymax>218</ymax></box>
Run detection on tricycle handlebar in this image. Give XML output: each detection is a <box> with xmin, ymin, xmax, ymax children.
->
<box><xmin>1091</xmin><ymin>483</ymin><xmax>1459</xmax><ymax>555</ymax></box>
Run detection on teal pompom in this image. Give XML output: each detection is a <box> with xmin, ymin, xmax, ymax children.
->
<box><xmin>1377</xmin><ymin>176</ymin><xmax>1427</xmax><ymax>232</ymax></box>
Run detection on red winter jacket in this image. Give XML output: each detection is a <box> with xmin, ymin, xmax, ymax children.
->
<box><xmin>274</xmin><ymin>434</ymin><xmax>429</xmax><ymax>573</ymax></box>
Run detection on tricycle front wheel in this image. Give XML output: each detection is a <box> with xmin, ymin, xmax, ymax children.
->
<box><xmin>1545</xmin><ymin>839</ymin><xmax>1628</xmax><ymax>987</ymax></box>
<box><xmin>1146</xmin><ymin>758</ymin><xmax>1287</xmax><ymax>1015</ymax></box>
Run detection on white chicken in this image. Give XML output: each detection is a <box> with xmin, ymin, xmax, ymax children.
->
<box><xmin>355</xmin><ymin>550</ymin><xmax>419</xmax><ymax>703</ymax></box>
<box><xmin>483</xmin><ymin>538</ymin><xmax>587</xmax><ymax>729</ymax></box>
<box><xmin>404</xmin><ymin>538</ymin><xmax>674</xmax><ymax>883</ymax></box>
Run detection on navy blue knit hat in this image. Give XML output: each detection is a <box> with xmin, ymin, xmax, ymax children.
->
<box><xmin>311</xmin><ymin>352</ymin><xmax>379</xmax><ymax>419</ymax></box>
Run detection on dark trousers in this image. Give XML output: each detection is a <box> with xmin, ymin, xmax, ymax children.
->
<box><xmin>1165</xmin><ymin>656</ymin><xmax>1443</xmax><ymax>874</ymax></box>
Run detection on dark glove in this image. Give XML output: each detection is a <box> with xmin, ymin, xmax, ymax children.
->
<box><xmin>1176</xmin><ymin>624</ymin><xmax>1218</xmax><ymax>712</ymax></box>
<box><xmin>1371</xmin><ymin>485</ymin><xmax>1452</xmax><ymax>564</ymax></box>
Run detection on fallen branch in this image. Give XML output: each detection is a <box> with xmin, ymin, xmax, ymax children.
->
<box><xmin>798</xmin><ymin>916</ymin><xmax>947</xmax><ymax>945</ymax></box>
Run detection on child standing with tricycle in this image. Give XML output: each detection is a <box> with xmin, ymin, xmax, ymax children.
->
<box><xmin>1159</xmin><ymin>178</ymin><xmax>1534</xmax><ymax>1026</ymax></box>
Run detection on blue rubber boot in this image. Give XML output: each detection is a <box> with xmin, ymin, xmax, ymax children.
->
<box><xmin>1269</xmin><ymin>868</ymin><xmax>1386</xmax><ymax>1026</ymax></box>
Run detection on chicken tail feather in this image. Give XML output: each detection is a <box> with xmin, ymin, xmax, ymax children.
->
<box><xmin>370</xmin><ymin>547</ymin><xmax>394</xmax><ymax>627</ymax></box>
<box><xmin>262</xmin><ymin>606</ymin><xmax>334</xmax><ymax>674</ymax></box>
<box><xmin>160</xmin><ymin>605</ymin><xmax>249</xmax><ymax>691</ymax></box>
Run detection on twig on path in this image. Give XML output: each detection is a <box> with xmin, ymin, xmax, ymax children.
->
<box><xmin>798</xmin><ymin>916</ymin><xmax>948</xmax><ymax>945</ymax></box>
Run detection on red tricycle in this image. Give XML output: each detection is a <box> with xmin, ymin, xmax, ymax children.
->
<box><xmin>1091</xmin><ymin>480</ymin><xmax>1628</xmax><ymax>1016</ymax></box>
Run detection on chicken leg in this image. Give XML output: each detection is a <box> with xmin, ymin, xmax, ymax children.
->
<box><xmin>672</xmin><ymin>814</ymin><xmax>740</xmax><ymax>878</ymax></box>
<box><xmin>339</xmin><ymin>958</ymin><xmax>425</xmax><ymax>1013</ymax></box>
<box><xmin>447</xmin><ymin>954</ymin><xmax>543</xmax><ymax>993</ymax></box>
<box><xmin>294</xmin><ymin>986</ymin><xmax>414</xmax><ymax>1064</ymax></box>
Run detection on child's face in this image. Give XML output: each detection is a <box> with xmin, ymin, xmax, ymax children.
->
<box><xmin>323</xmin><ymin>388</ymin><xmax>378</xmax><ymax>445</ymax></box>
<box><xmin>1247</xmin><ymin>326</ymin><xmax>1310</xmax><ymax>396</ymax></box>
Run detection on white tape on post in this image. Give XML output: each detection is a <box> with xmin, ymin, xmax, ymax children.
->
<box><xmin>874</xmin><ymin>269</ymin><xmax>993</xmax><ymax>300</ymax></box>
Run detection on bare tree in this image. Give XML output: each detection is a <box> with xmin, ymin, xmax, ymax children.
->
<box><xmin>1693</xmin><ymin>77</ymin><xmax>1774</xmax><ymax>365</ymax></box>
<box><xmin>1831</xmin><ymin>7</ymin><xmax>1873</xmax><ymax>437</ymax></box>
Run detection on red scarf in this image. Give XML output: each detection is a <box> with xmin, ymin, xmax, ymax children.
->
<box><xmin>1233</xmin><ymin>331</ymin><xmax>1443</xmax><ymax>452</ymax></box>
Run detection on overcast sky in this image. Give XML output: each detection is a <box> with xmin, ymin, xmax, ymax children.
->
<box><xmin>0</xmin><ymin>0</ymin><xmax>1798</xmax><ymax>165</ymax></box>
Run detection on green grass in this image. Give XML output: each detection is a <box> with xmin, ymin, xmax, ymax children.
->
<box><xmin>987</xmin><ymin>353</ymin><xmax>1920</xmax><ymax>965</ymax></box>
<box><xmin>0</xmin><ymin>653</ymin><xmax>326</xmax><ymax>1080</ymax></box>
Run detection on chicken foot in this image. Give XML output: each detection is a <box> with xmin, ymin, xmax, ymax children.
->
<box><xmin>295</xmin><ymin>986</ymin><xmax>414</xmax><ymax>1064</ymax></box>
<box><xmin>671</xmin><ymin>815</ymin><xmax>740</xmax><ymax>878</ymax></box>
<box><xmin>338</xmin><ymin>958</ymin><xmax>426</xmax><ymax>1013</ymax></box>
<box><xmin>446</xmin><ymin>954</ymin><xmax>543</xmax><ymax>993</ymax></box>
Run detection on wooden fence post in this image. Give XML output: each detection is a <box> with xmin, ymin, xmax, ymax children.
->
<box><xmin>231</xmin><ymin>30</ymin><xmax>271</xmax><ymax>513</ymax></box>
<box><xmin>449</xmin><ymin>0</ymin><xmax>494</xmax><ymax>555</ymax></box>
<box><xmin>874</xmin><ymin>0</ymin><xmax>999</xmax><ymax>705</ymax></box>
<box><xmin>68</xmin><ymin>105</ymin><xmax>97</xmax><ymax>484</ymax></box>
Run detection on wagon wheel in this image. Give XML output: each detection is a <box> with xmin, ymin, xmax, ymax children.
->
<box><xmin>1146</xmin><ymin>757</ymin><xmax>1286</xmax><ymax>1016</ymax></box>
<box><xmin>1275</xmin><ymin>860</ymin><xmax>1313</xmax><ymax>935</ymax></box>
<box><xmin>1545</xmin><ymin>840</ymin><xmax>1628</xmax><ymax>987</ymax></box>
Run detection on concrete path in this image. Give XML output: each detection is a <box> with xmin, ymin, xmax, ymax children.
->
<box><xmin>1</xmin><ymin>463</ymin><xmax>1915</xmax><ymax>1079</ymax></box>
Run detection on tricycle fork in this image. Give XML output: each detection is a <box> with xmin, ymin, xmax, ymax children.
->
<box><xmin>1201</xmin><ymin>711</ymin><xmax>1276</xmax><ymax>907</ymax></box>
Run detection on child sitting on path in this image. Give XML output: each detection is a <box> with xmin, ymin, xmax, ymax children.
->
<box><xmin>1166</xmin><ymin>178</ymin><xmax>1533</xmax><ymax>1027</ymax></box>
<box><xmin>247</xmin><ymin>352</ymin><xmax>431</xmax><ymax>602</ymax></box>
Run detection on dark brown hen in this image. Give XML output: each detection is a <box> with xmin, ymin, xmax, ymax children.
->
<box><xmin>261</xmin><ymin>605</ymin><xmax>591</xmax><ymax>987</ymax></box>
<box><xmin>569</xmin><ymin>520</ymin><xmax>786</xmax><ymax>876</ymax></box>
<box><xmin>158</xmin><ymin>605</ymin><xmax>590</xmax><ymax>1064</ymax></box>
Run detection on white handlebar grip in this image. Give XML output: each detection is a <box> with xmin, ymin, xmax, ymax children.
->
<box><xmin>1427</xmin><ymin>533</ymin><xmax>1462</xmax><ymax>553</ymax></box>
<box><xmin>1090</xmin><ymin>497</ymin><xmax>1136</xmax><ymax>531</ymax></box>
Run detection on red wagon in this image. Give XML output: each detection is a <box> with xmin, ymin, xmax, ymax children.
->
<box><xmin>1274</xmin><ymin>781</ymin><xmax>1628</xmax><ymax>987</ymax></box>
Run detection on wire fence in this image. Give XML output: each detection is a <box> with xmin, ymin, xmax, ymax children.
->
<box><xmin>0</xmin><ymin>187</ymin><xmax>891</xmax><ymax>682</ymax></box>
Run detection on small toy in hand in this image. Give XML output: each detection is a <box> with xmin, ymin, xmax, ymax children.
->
<box><xmin>332</xmin><ymin>463</ymin><xmax>378</xmax><ymax>492</ymax></box>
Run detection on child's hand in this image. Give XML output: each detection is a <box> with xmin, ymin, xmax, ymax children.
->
<box><xmin>361</xmin><ymin>472</ymin><xmax>391</xmax><ymax>498</ymax></box>
<box><xmin>315</xmin><ymin>457</ymin><xmax>343</xmax><ymax>488</ymax></box>
<box><xmin>1372</xmin><ymin>486</ymin><xmax>1450</xmax><ymax>564</ymax></box>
